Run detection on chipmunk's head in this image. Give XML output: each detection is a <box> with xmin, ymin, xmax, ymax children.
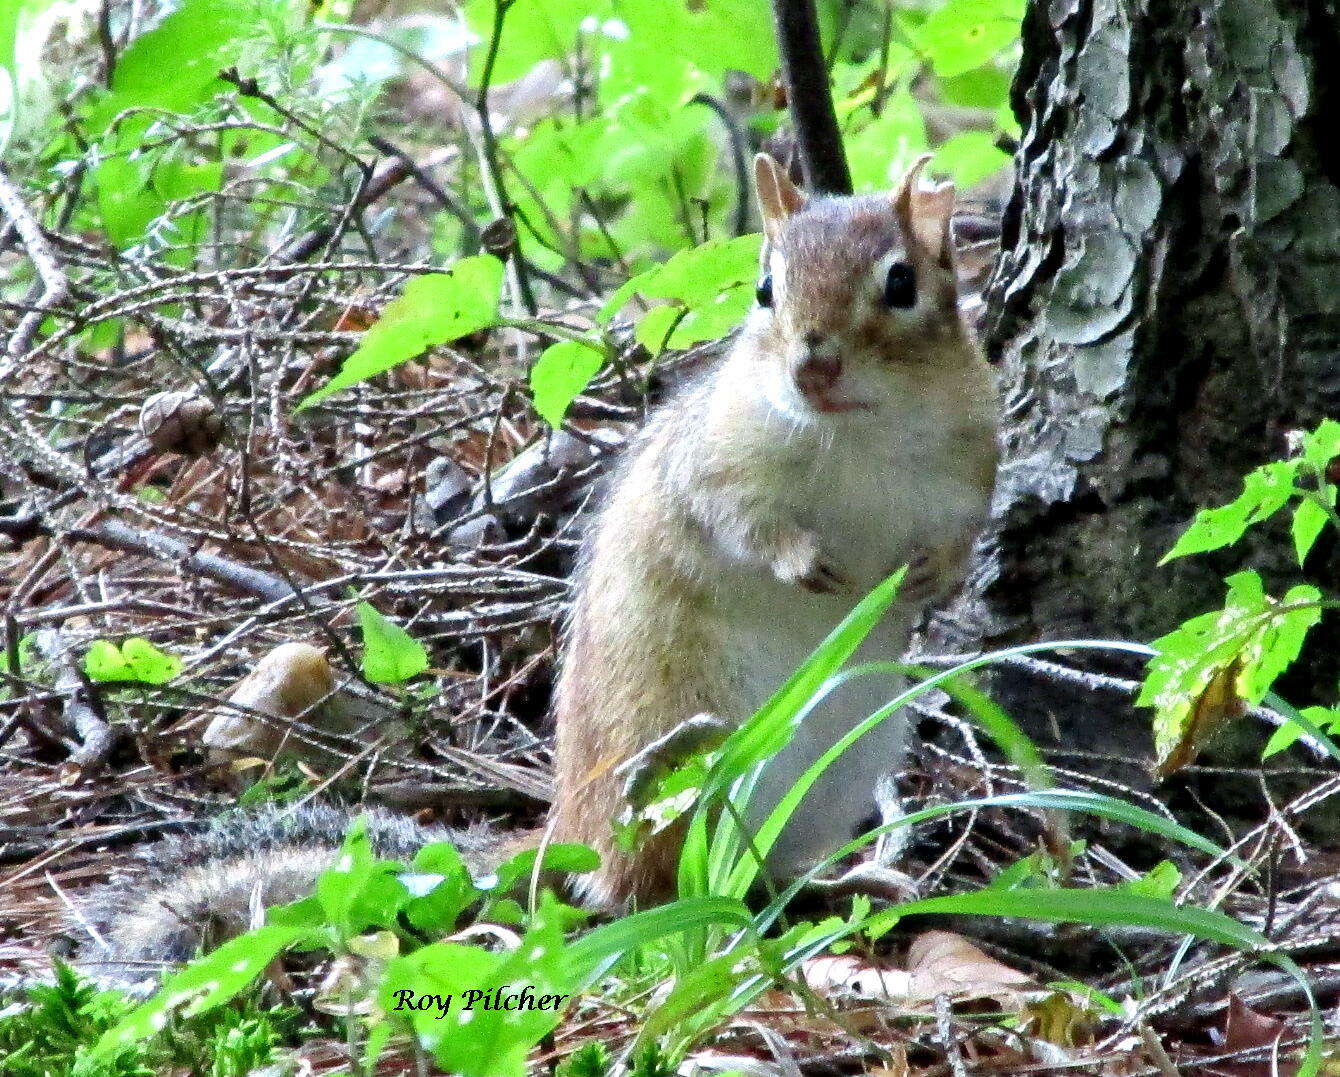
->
<box><xmin>748</xmin><ymin>153</ymin><xmax>972</xmax><ymax>423</ymax></box>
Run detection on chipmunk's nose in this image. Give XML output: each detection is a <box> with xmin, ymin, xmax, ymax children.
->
<box><xmin>795</xmin><ymin>343</ymin><xmax>842</xmax><ymax>397</ymax></box>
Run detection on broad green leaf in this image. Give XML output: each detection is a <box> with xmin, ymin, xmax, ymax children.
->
<box><xmin>91</xmin><ymin>0</ymin><xmax>251</xmax><ymax>128</ymax></box>
<box><xmin>1161</xmin><ymin>461</ymin><xmax>1298</xmax><ymax>562</ymax></box>
<box><xmin>403</xmin><ymin>841</ymin><xmax>483</xmax><ymax>936</ymax></box>
<box><xmin>300</xmin><ymin>256</ymin><xmax>504</xmax><ymax>408</ymax></box>
<box><xmin>666</xmin><ymin>285</ymin><xmax>754</xmax><ymax>348</ymax></box>
<box><xmin>380</xmin><ymin>894</ymin><xmax>574</xmax><ymax>1077</ymax></box>
<box><xmin>485</xmin><ymin>843</ymin><xmax>601</xmax><ymax>894</ymax></box>
<box><xmin>357</xmin><ymin>602</ymin><xmax>429</xmax><ymax>684</ymax></box>
<box><xmin>315</xmin><ymin>816</ymin><xmax>415</xmax><ymax>940</ymax></box>
<box><xmin>462</xmin><ymin>0</ymin><xmax>593</xmax><ymax>83</ymax></box>
<box><xmin>529</xmin><ymin>340</ymin><xmax>605</xmax><ymax>428</ymax></box>
<box><xmin>1302</xmin><ymin>418</ymin><xmax>1340</xmax><ymax>471</ymax></box>
<box><xmin>1139</xmin><ymin>571</ymin><xmax>1324</xmax><ymax>774</ymax></box>
<box><xmin>846</xmin><ymin>91</ymin><xmax>929</xmax><ymax>192</ymax></box>
<box><xmin>85</xmin><ymin>637</ymin><xmax>182</xmax><ymax>684</ymax></box>
<box><xmin>939</xmin><ymin>65</ymin><xmax>1013</xmax><ymax>109</ymax></box>
<box><xmin>909</xmin><ymin>0</ymin><xmax>1024</xmax><ymax>79</ymax></box>
<box><xmin>93</xmin><ymin>924</ymin><xmax>312</xmax><ymax>1058</ymax></box>
<box><xmin>605</xmin><ymin>234</ymin><xmax>762</xmax><ymax>352</ymax></box>
<box><xmin>607</xmin><ymin>0</ymin><xmax>780</xmax><ymax>104</ymax></box>
<box><xmin>95</xmin><ymin>153</ymin><xmax>164</xmax><ymax>249</ymax></box>
<box><xmin>934</xmin><ymin>130</ymin><xmax>1011</xmax><ymax>188</ymax></box>
<box><xmin>632</xmin><ymin>305</ymin><xmax>684</xmax><ymax>355</ymax></box>
<box><xmin>630</xmin><ymin>234</ymin><xmax>762</xmax><ymax>308</ymax></box>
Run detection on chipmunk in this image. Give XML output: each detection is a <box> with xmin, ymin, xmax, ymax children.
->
<box><xmin>64</xmin><ymin>154</ymin><xmax>996</xmax><ymax>974</ymax></box>
<box><xmin>551</xmin><ymin>154</ymin><xmax>998</xmax><ymax>907</ymax></box>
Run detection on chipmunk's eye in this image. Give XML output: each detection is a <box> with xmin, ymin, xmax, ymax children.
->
<box><xmin>882</xmin><ymin>261</ymin><xmax>916</xmax><ymax>309</ymax></box>
<box><xmin>756</xmin><ymin>273</ymin><xmax>773</xmax><ymax>308</ymax></box>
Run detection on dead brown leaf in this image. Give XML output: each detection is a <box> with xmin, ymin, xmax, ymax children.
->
<box><xmin>1157</xmin><ymin>657</ymin><xmax>1246</xmax><ymax>777</ymax></box>
<box><xmin>907</xmin><ymin>930</ymin><xmax>1037</xmax><ymax>1011</ymax></box>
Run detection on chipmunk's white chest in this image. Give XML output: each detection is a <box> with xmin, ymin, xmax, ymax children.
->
<box><xmin>711</xmin><ymin>408</ymin><xmax>985</xmax><ymax>872</ymax></box>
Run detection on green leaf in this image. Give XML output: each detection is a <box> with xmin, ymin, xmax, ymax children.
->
<box><xmin>300</xmin><ymin>256</ymin><xmax>504</xmax><ymax>409</ymax></box>
<box><xmin>379</xmin><ymin>894</ymin><xmax>575</xmax><ymax>1077</ymax></box>
<box><xmin>1263</xmin><ymin>705</ymin><xmax>1340</xmax><ymax>760</ymax></box>
<box><xmin>94</xmin><ymin>152</ymin><xmax>165</xmax><ymax>249</ymax></box>
<box><xmin>315</xmin><ymin>816</ymin><xmax>415</xmax><ymax>941</ymax></box>
<box><xmin>529</xmin><ymin>340</ymin><xmax>605</xmax><ymax>428</ymax></box>
<box><xmin>667</xmin><ymin>286</ymin><xmax>754</xmax><ymax>349</ymax></box>
<box><xmin>91</xmin><ymin>0</ymin><xmax>251</xmax><ymax>128</ymax></box>
<box><xmin>462</xmin><ymin>0</ymin><xmax>592</xmax><ymax>83</ymax></box>
<box><xmin>403</xmin><ymin>841</ymin><xmax>484</xmax><ymax>936</ymax></box>
<box><xmin>93</xmin><ymin>924</ymin><xmax>311</xmax><ymax>1058</ymax></box>
<box><xmin>1292</xmin><ymin>498</ymin><xmax>1328</xmax><ymax>563</ymax></box>
<box><xmin>933</xmin><ymin>130</ymin><xmax>1011</xmax><ymax>188</ymax></box>
<box><xmin>632</xmin><ymin>305</ymin><xmax>684</xmax><ymax>355</ymax></box>
<box><xmin>1161</xmin><ymin>460</ymin><xmax>1299</xmax><ymax>562</ymax></box>
<box><xmin>1138</xmin><ymin>571</ymin><xmax>1324</xmax><ymax>774</ymax></box>
<box><xmin>1122</xmin><ymin>860</ymin><xmax>1181</xmax><ymax>899</ymax></box>
<box><xmin>845</xmin><ymin>91</ymin><xmax>929</xmax><ymax>192</ymax></box>
<box><xmin>603</xmin><ymin>234</ymin><xmax>763</xmax><ymax>354</ymax></box>
<box><xmin>608</xmin><ymin>234</ymin><xmax>762</xmax><ymax>316</ymax></box>
<box><xmin>563</xmin><ymin>896</ymin><xmax>754</xmax><ymax>985</ymax></box>
<box><xmin>1302</xmin><ymin>418</ymin><xmax>1340</xmax><ymax>471</ymax></box>
<box><xmin>357</xmin><ymin>602</ymin><xmax>429</xmax><ymax>684</ymax></box>
<box><xmin>908</xmin><ymin>0</ymin><xmax>1024</xmax><ymax>79</ymax></box>
<box><xmin>939</xmin><ymin>66</ymin><xmax>1013</xmax><ymax>109</ymax></box>
<box><xmin>84</xmin><ymin>637</ymin><xmax>182</xmax><ymax>684</ymax></box>
<box><xmin>486</xmin><ymin>843</ymin><xmax>601</xmax><ymax>894</ymax></box>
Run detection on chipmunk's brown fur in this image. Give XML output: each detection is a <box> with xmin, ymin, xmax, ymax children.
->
<box><xmin>551</xmin><ymin>156</ymin><xmax>998</xmax><ymax>908</ymax></box>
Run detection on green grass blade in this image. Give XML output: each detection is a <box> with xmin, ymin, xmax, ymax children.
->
<box><xmin>563</xmin><ymin>896</ymin><xmax>753</xmax><ymax>986</ymax></box>
<box><xmin>872</xmin><ymin>887</ymin><xmax>1322</xmax><ymax>1077</ymax></box>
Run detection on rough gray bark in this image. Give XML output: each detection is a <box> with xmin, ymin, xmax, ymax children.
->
<box><xmin>975</xmin><ymin>0</ymin><xmax>1340</xmax><ymax>775</ymax></box>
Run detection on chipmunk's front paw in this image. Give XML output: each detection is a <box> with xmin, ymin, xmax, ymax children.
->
<box><xmin>773</xmin><ymin>530</ymin><xmax>848</xmax><ymax>594</ymax></box>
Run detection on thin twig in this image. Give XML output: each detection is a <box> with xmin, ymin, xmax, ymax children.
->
<box><xmin>0</xmin><ymin>165</ymin><xmax>71</xmax><ymax>364</ymax></box>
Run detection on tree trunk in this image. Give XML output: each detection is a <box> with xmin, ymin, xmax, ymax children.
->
<box><xmin>971</xmin><ymin>0</ymin><xmax>1340</xmax><ymax>784</ymax></box>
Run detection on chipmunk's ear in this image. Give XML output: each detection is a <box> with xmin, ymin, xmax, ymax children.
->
<box><xmin>892</xmin><ymin>154</ymin><xmax>956</xmax><ymax>270</ymax></box>
<box><xmin>754</xmin><ymin>153</ymin><xmax>806</xmax><ymax>242</ymax></box>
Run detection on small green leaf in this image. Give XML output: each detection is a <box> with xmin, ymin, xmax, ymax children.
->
<box><xmin>357</xmin><ymin>602</ymin><xmax>429</xmax><ymax>684</ymax></box>
<box><xmin>85</xmin><ymin>637</ymin><xmax>182</xmax><ymax>684</ymax></box>
<box><xmin>1292</xmin><ymin>498</ymin><xmax>1328</xmax><ymax>563</ymax></box>
<box><xmin>603</xmin><ymin>234</ymin><xmax>762</xmax><ymax>327</ymax></box>
<box><xmin>1122</xmin><ymin>860</ymin><xmax>1180</xmax><ymax>899</ymax></box>
<box><xmin>1139</xmin><ymin>571</ymin><xmax>1323</xmax><ymax>774</ymax></box>
<box><xmin>1263</xmin><ymin>704</ymin><xmax>1340</xmax><ymax>760</ymax></box>
<box><xmin>300</xmin><ymin>256</ymin><xmax>504</xmax><ymax>409</ymax></box>
<box><xmin>529</xmin><ymin>340</ymin><xmax>605</xmax><ymax>428</ymax></box>
<box><xmin>1161</xmin><ymin>461</ymin><xmax>1298</xmax><ymax>562</ymax></box>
